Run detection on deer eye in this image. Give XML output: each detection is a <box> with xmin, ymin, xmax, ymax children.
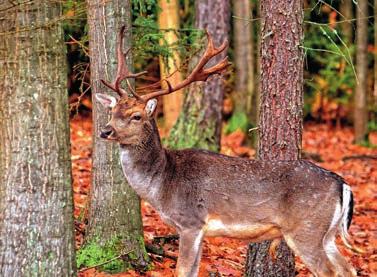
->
<box><xmin>131</xmin><ymin>113</ymin><xmax>142</xmax><ymax>121</ymax></box>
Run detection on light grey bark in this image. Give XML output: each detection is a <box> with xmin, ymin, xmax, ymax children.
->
<box><xmin>85</xmin><ymin>0</ymin><xmax>148</xmax><ymax>269</ymax></box>
<box><xmin>0</xmin><ymin>1</ymin><xmax>76</xmax><ymax>276</ymax></box>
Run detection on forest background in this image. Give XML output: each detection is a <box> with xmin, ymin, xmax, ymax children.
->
<box><xmin>0</xmin><ymin>0</ymin><xmax>376</xmax><ymax>276</ymax></box>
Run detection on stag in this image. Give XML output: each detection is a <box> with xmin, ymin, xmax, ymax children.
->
<box><xmin>95</xmin><ymin>26</ymin><xmax>358</xmax><ymax>277</ymax></box>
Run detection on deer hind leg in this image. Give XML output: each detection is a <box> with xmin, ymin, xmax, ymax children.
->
<box><xmin>283</xmin><ymin>232</ymin><xmax>337</xmax><ymax>277</ymax></box>
<box><xmin>176</xmin><ymin>229</ymin><xmax>204</xmax><ymax>277</ymax></box>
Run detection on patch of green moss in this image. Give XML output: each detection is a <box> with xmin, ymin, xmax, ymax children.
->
<box><xmin>167</xmin><ymin>106</ymin><xmax>219</xmax><ymax>152</ymax></box>
<box><xmin>77</xmin><ymin>236</ymin><xmax>128</xmax><ymax>273</ymax></box>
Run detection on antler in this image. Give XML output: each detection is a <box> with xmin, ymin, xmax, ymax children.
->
<box><xmin>100</xmin><ymin>26</ymin><xmax>147</xmax><ymax>100</ymax></box>
<box><xmin>141</xmin><ymin>30</ymin><xmax>231</xmax><ymax>102</ymax></box>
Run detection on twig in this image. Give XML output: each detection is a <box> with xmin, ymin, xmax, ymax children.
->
<box><xmin>78</xmin><ymin>249</ymin><xmax>134</xmax><ymax>272</ymax></box>
<box><xmin>248</xmin><ymin>127</ymin><xmax>259</xmax><ymax>133</ymax></box>
<box><xmin>146</xmin><ymin>243</ymin><xmax>177</xmax><ymax>261</ymax></box>
<box><xmin>342</xmin><ymin>155</ymin><xmax>377</xmax><ymax>161</ymax></box>
<box><xmin>67</xmin><ymin>35</ymin><xmax>89</xmax><ymax>57</ymax></box>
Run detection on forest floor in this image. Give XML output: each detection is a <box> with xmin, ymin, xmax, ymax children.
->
<box><xmin>71</xmin><ymin>114</ymin><xmax>377</xmax><ymax>277</ymax></box>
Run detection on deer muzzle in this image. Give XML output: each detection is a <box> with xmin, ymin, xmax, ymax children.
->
<box><xmin>100</xmin><ymin>125</ymin><xmax>115</xmax><ymax>139</ymax></box>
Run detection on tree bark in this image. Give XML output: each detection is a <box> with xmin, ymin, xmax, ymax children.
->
<box><xmin>158</xmin><ymin>0</ymin><xmax>183</xmax><ymax>131</ymax></box>
<box><xmin>339</xmin><ymin>0</ymin><xmax>353</xmax><ymax>43</ymax></box>
<box><xmin>168</xmin><ymin>0</ymin><xmax>231</xmax><ymax>151</ymax></box>
<box><xmin>375</xmin><ymin>0</ymin><xmax>377</xmax><ymax>104</ymax></box>
<box><xmin>354</xmin><ymin>0</ymin><xmax>368</xmax><ymax>143</ymax></box>
<box><xmin>85</xmin><ymin>0</ymin><xmax>148</xmax><ymax>270</ymax></box>
<box><xmin>245</xmin><ymin>0</ymin><xmax>303</xmax><ymax>275</ymax></box>
<box><xmin>233</xmin><ymin>0</ymin><xmax>255</xmax><ymax>118</ymax></box>
<box><xmin>0</xmin><ymin>1</ymin><xmax>76</xmax><ymax>276</ymax></box>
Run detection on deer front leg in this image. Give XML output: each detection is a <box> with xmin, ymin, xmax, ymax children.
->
<box><xmin>176</xmin><ymin>229</ymin><xmax>204</xmax><ymax>277</ymax></box>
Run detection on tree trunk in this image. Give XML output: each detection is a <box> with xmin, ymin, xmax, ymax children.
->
<box><xmin>168</xmin><ymin>0</ymin><xmax>231</xmax><ymax>151</ymax></box>
<box><xmin>85</xmin><ymin>0</ymin><xmax>148</xmax><ymax>271</ymax></box>
<box><xmin>354</xmin><ymin>0</ymin><xmax>368</xmax><ymax>143</ymax></box>
<box><xmin>339</xmin><ymin>0</ymin><xmax>353</xmax><ymax>43</ymax></box>
<box><xmin>158</xmin><ymin>0</ymin><xmax>183</xmax><ymax>131</ymax></box>
<box><xmin>245</xmin><ymin>0</ymin><xmax>303</xmax><ymax>276</ymax></box>
<box><xmin>375</xmin><ymin>0</ymin><xmax>377</xmax><ymax>104</ymax></box>
<box><xmin>233</xmin><ymin>0</ymin><xmax>255</xmax><ymax>119</ymax></box>
<box><xmin>0</xmin><ymin>1</ymin><xmax>76</xmax><ymax>276</ymax></box>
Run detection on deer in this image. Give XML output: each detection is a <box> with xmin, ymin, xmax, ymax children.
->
<box><xmin>95</xmin><ymin>26</ymin><xmax>358</xmax><ymax>277</ymax></box>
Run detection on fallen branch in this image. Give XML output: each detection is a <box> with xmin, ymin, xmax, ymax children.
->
<box><xmin>78</xmin><ymin>249</ymin><xmax>134</xmax><ymax>272</ymax></box>
<box><xmin>302</xmin><ymin>151</ymin><xmax>323</xmax><ymax>162</ymax></box>
<box><xmin>153</xmin><ymin>234</ymin><xmax>179</xmax><ymax>243</ymax></box>
<box><xmin>342</xmin><ymin>154</ymin><xmax>377</xmax><ymax>161</ymax></box>
<box><xmin>146</xmin><ymin>243</ymin><xmax>177</xmax><ymax>261</ymax></box>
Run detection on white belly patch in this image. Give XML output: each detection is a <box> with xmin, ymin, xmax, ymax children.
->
<box><xmin>204</xmin><ymin>218</ymin><xmax>281</xmax><ymax>241</ymax></box>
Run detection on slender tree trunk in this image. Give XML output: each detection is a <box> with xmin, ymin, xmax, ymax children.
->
<box><xmin>158</xmin><ymin>0</ymin><xmax>183</xmax><ymax>130</ymax></box>
<box><xmin>168</xmin><ymin>0</ymin><xmax>231</xmax><ymax>151</ymax></box>
<box><xmin>375</xmin><ymin>0</ymin><xmax>377</xmax><ymax>104</ymax></box>
<box><xmin>245</xmin><ymin>0</ymin><xmax>303</xmax><ymax>276</ymax></box>
<box><xmin>0</xmin><ymin>1</ymin><xmax>76</xmax><ymax>276</ymax></box>
<box><xmin>340</xmin><ymin>0</ymin><xmax>353</xmax><ymax>43</ymax></box>
<box><xmin>85</xmin><ymin>0</ymin><xmax>148</xmax><ymax>270</ymax></box>
<box><xmin>354</xmin><ymin>0</ymin><xmax>368</xmax><ymax>143</ymax></box>
<box><xmin>233</xmin><ymin>0</ymin><xmax>255</xmax><ymax>119</ymax></box>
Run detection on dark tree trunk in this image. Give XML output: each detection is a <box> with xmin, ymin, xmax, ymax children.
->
<box><xmin>354</xmin><ymin>0</ymin><xmax>368</xmax><ymax>143</ymax></box>
<box><xmin>85</xmin><ymin>0</ymin><xmax>148</xmax><ymax>270</ymax></box>
<box><xmin>0</xmin><ymin>1</ymin><xmax>76</xmax><ymax>276</ymax></box>
<box><xmin>168</xmin><ymin>0</ymin><xmax>231</xmax><ymax>151</ymax></box>
<box><xmin>233</xmin><ymin>0</ymin><xmax>255</xmax><ymax>119</ymax></box>
<box><xmin>245</xmin><ymin>0</ymin><xmax>303</xmax><ymax>276</ymax></box>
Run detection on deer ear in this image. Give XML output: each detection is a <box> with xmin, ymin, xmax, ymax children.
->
<box><xmin>145</xmin><ymin>99</ymin><xmax>157</xmax><ymax>117</ymax></box>
<box><xmin>95</xmin><ymin>93</ymin><xmax>117</xmax><ymax>109</ymax></box>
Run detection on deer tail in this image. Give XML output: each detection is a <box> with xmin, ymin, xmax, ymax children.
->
<box><xmin>339</xmin><ymin>184</ymin><xmax>364</xmax><ymax>254</ymax></box>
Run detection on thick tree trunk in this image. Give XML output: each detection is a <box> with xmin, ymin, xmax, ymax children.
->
<box><xmin>168</xmin><ymin>0</ymin><xmax>230</xmax><ymax>151</ymax></box>
<box><xmin>158</xmin><ymin>0</ymin><xmax>183</xmax><ymax>130</ymax></box>
<box><xmin>245</xmin><ymin>0</ymin><xmax>303</xmax><ymax>276</ymax></box>
<box><xmin>233</xmin><ymin>0</ymin><xmax>255</xmax><ymax>118</ymax></box>
<box><xmin>0</xmin><ymin>1</ymin><xmax>76</xmax><ymax>276</ymax></box>
<box><xmin>354</xmin><ymin>0</ymin><xmax>368</xmax><ymax>143</ymax></box>
<box><xmin>340</xmin><ymin>0</ymin><xmax>353</xmax><ymax>43</ymax></box>
<box><xmin>85</xmin><ymin>0</ymin><xmax>148</xmax><ymax>270</ymax></box>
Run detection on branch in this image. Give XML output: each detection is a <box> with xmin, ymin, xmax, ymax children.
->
<box><xmin>78</xmin><ymin>249</ymin><xmax>134</xmax><ymax>272</ymax></box>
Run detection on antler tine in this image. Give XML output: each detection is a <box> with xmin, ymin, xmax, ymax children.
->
<box><xmin>100</xmin><ymin>26</ymin><xmax>147</xmax><ymax>100</ymax></box>
<box><xmin>142</xmin><ymin>30</ymin><xmax>231</xmax><ymax>101</ymax></box>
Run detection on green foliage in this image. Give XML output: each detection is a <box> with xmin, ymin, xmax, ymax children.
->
<box><xmin>225</xmin><ymin>111</ymin><xmax>250</xmax><ymax>134</ymax></box>
<box><xmin>303</xmin><ymin>1</ymin><xmax>356</xmax><ymax>118</ymax></box>
<box><xmin>368</xmin><ymin>121</ymin><xmax>377</xmax><ymax>132</ymax></box>
<box><xmin>62</xmin><ymin>0</ymin><xmax>87</xmax><ymax>43</ymax></box>
<box><xmin>132</xmin><ymin>0</ymin><xmax>204</xmax><ymax>73</ymax></box>
<box><xmin>76</xmin><ymin>236</ymin><xmax>128</xmax><ymax>273</ymax></box>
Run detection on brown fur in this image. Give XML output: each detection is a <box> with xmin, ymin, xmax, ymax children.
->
<box><xmin>97</xmin><ymin>97</ymin><xmax>356</xmax><ymax>277</ymax></box>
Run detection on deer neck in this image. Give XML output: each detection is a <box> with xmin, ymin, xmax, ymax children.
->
<box><xmin>119</xmin><ymin>119</ymin><xmax>166</xmax><ymax>203</ymax></box>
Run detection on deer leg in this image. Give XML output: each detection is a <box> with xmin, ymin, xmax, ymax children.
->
<box><xmin>268</xmin><ymin>238</ymin><xmax>281</xmax><ymax>262</ymax></box>
<box><xmin>283</xmin><ymin>231</ymin><xmax>337</xmax><ymax>277</ymax></box>
<box><xmin>176</xmin><ymin>229</ymin><xmax>204</xmax><ymax>277</ymax></box>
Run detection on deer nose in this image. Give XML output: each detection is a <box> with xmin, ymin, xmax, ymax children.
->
<box><xmin>100</xmin><ymin>125</ymin><xmax>114</xmax><ymax>139</ymax></box>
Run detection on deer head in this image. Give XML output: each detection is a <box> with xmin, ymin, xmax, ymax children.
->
<box><xmin>96</xmin><ymin>26</ymin><xmax>230</xmax><ymax>145</ymax></box>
